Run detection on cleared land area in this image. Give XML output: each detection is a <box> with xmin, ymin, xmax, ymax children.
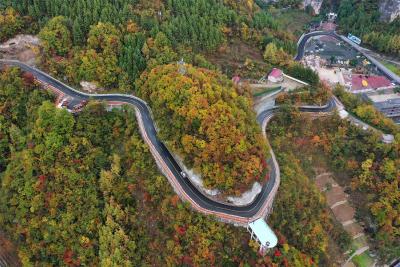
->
<box><xmin>271</xmin><ymin>9</ymin><xmax>313</xmax><ymax>36</ymax></box>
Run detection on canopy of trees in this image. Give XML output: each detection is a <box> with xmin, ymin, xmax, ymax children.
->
<box><xmin>36</xmin><ymin>17</ymin><xmax>140</xmax><ymax>92</ymax></box>
<box><xmin>285</xmin><ymin>62</ymin><xmax>319</xmax><ymax>86</ymax></box>
<box><xmin>263</xmin><ymin>42</ymin><xmax>291</xmax><ymax>66</ymax></box>
<box><xmin>4</xmin><ymin>0</ymin><xmax>245</xmax><ymax>52</ymax></box>
<box><xmin>137</xmin><ymin>64</ymin><xmax>268</xmax><ymax>195</ymax></box>
<box><xmin>1</xmin><ymin>67</ymin><xmax>321</xmax><ymax>266</ymax></box>
<box><xmin>275</xmin><ymin>83</ymin><xmax>330</xmax><ymax>106</ymax></box>
<box><xmin>3</xmin><ymin>0</ymin><xmax>137</xmax><ymax>44</ymax></box>
<box><xmin>268</xmin><ymin>107</ymin><xmax>400</xmax><ymax>262</ymax></box>
<box><xmin>161</xmin><ymin>0</ymin><xmax>237</xmax><ymax>51</ymax></box>
<box><xmin>2</xmin><ymin>0</ymin><xmax>397</xmax><ymax>265</ymax></box>
<box><xmin>334</xmin><ymin>86</ymin><xmax>400</xmax><ymax>134</ymax></box>
<box><xmin>38</xmin><ymin>16</ymin><xmax>72</xmax><ymax>57</ymax></box>
<box><xmin>0</xmin><ymin>7</ymin><xmax>23</xmax><ymax>41</ymax></box>
<box><xmin>337</xmin><ymin>0</ymin><xmax>400</xmax><ymax>56</ymax></box>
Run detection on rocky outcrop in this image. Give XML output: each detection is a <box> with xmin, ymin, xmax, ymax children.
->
<box><xmin>300</xmin><ymin>0</ymin><xmax>399</xmax><ymax>22</ymax></box>
<box><xmin>379</xmin><ymin>0</ymin><xmax>400</xmax><ymax>22</ymax></box>
<box><xmin>302</xmin><ymin>0</ymin><xmax>323</xmax><ymax>15</ymax></box>
<box><xmin>0</xmin><ymin>35</ymin><xmax>39</xmax><ymax>66</ymax></box>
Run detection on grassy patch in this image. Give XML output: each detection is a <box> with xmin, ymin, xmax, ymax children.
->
<box><xmin>352</xmin><ymin>251</ymin><xmax>374</xmax><ymax>267</ymax></box>
<box><xmin>353</xmin><ymin>236</ymin><xmax>367</xmax><ymax>249</ymax></box>
<box><xmin>252</xmin><ymin>86</ymin><xmax>281</xmax><ymax>97</ymax></box>
<box><xmin>381</xmin><ymin>61</ymin><xmax>400</xmax><ymax>76</ymax></box>
<box><xmin>271</xmin><ymin>9</ymin><xmax>314</xmax><ymax>37</ymax></box>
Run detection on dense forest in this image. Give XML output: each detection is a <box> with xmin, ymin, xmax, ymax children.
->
<box><xmin>137</xmin><ymin>64</ymin><xmax>268</xmax><ymax>194</ymax></box>
<box><xmin>0</xmin><ymin>0</ymin><xmax>316</xmax><ymax>194</ymax></box>
<box><xmin>2</xmin><ymin>64</ymin><xmax>397</xmax><ymax>265</ymax></box>
<box><xmin>337</xmin><ymin>0</ymin><xmax>400</xmax><ymax>56</ymax></box>
<box><xmin>0</xmin><ymin>7</ymin><xmax>23</xmax><ymax>41</ymax></box>
<box><xmin>0</xmin><ymin>66</ymin><xmax>328</xmax><ymax>266</ymax></box>
<box><xmin>0</xmin><ymin>0</ymin><xmax>335</xmax><ymax>264</ymax></box>
<box><xmin>1</xmin><ymin>0</ymin><xmax>398</xmax><ymax>265</ymax></box>
<box><xmin>268</xmin><ymin>108</ymin><xmax>400</xmax><ymax>262</ymax></box>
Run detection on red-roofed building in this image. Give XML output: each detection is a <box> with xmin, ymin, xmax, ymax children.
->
<box><xmin>351</xmin><ymin>75</ymin><xmax>393</xmax><ymax>92</ymax></box>
<box><xmin>268</xmin><ymin>68</ymin><xmax>283</xmax><ymax>83</ymax></box>
<box><xmin>232</xmin><ymin>75</ymin><xmax>241</xmax><ymax>85</ymax></box>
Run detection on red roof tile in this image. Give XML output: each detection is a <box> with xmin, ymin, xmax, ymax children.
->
<box><xmin>351</xmin><ymin>75</ymin><xmax>392</xmax><ymax>91</ymax></box>
<box><xmin>232</xmin><ymin>75</ymin><xmax>240</xmax><ymax>84</ymax></box>
<box><xmin>269</xmin><ymin>68</ymin><xmax>282</xmax><ymax>78</ymax></box>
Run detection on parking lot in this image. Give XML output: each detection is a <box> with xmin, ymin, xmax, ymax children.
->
<box><xmin>305</xmin><ymin>36</ymin><xmax>359</xmax><ymax>61</ymax></box>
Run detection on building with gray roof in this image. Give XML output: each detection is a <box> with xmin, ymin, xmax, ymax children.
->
<box><xmin>367</xmin><ymin>93</ymin><xmax>400</xmax><ymax>123</ymax></box>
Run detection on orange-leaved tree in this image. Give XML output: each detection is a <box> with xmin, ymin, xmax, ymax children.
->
<box><xmin>137</xmin><ymin>64</ymin><xmax>268</xmax><ymax>195</ymax></box>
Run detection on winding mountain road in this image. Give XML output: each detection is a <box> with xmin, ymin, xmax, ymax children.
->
<box><xmin>295</xmin><ymin>30</ymin><xmax>396</xmax><ymax>142</ymax></box>
<box><xmin>295</xmin><ymin>31</ymin><xmax>338</xmax><ymax>61</ymax></box>
<box><xmin>0</xmin><ymin>28</ymin><xmax>396</xmax><ymax>267</ymax></box>
<box><xmin>0</xmin><ymin>59</ymin><xmax>338</xmax><ymax>226</ymax></box>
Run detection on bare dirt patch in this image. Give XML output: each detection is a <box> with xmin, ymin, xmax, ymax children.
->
<box><xmin>333</xmin><ymin>205</ymin><xmax>355</xmax><ymax>223</ymax></box>
<box><xmin>326</xmin><ymin>187</ymin><xmax>347</xmax><ymax>207</ymax></box>
<box><xmin>0</xmin><ymin>231</ymin><xmax>21</xmax><ymax>267</ymax></box>
<box><xmin>80</xmin><ymin>81</ymin><xmax>105</xmax><ymax>93</ymax></box>
<box><xmin>0</xmin><ymin>34</ymin><xmax>39</xmax><ymax>66</ymax></box>
<box><xmin>344</xmin><ymin>223</ymin><xmax>364</xmax><ymax>237</ymax></box>
<box><xmin>314</xmin><ymin>172</ymin><xmax>334</xmax><ymax>190</ymax></box>
<box><xmin>314</xmin><ymin>170</ymin><xmax>367</xmax><ymax>238</ymax></box>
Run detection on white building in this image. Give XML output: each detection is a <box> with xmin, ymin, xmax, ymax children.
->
<box><xmin>247</xmin><ymin>218</ymin><xmax>278</xmax><ymax>253</ymax></box>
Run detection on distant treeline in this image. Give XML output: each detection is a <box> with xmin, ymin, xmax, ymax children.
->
<box><xmin>337</xmin><ymin>0</ymin><xmax>400</xmax><ymax>56</ymax></box>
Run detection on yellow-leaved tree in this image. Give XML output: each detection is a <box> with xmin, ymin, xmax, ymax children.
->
<box><xmin>137</xmin><ymin>64</ymin><xmax>269</xmax><ymax>195</ymax></box>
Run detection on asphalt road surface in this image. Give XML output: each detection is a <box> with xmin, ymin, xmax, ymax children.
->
<box><xmin>295</xmin><ymin>31</ymin><xmax>400</xmax><ymax>84</ymax></box>
<box><xmin>0</xmin><ymin>59</ymin><xmax>336</xmax><ymax>222</ymax></box>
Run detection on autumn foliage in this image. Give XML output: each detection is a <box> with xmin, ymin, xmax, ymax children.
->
<box><xmin>137</xmin><ymin>64</ymin><xmax>268</xmax><ymax>195</ymax></box>
<box><xmin>0</xmin><ymin>69</ymin><xmax>299</xmax><ymax>266</ymax></box>
<box><xmin>268</xmin><ymin>108</ymin><xmax>400</xmax><ymax>262</ymax></box>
